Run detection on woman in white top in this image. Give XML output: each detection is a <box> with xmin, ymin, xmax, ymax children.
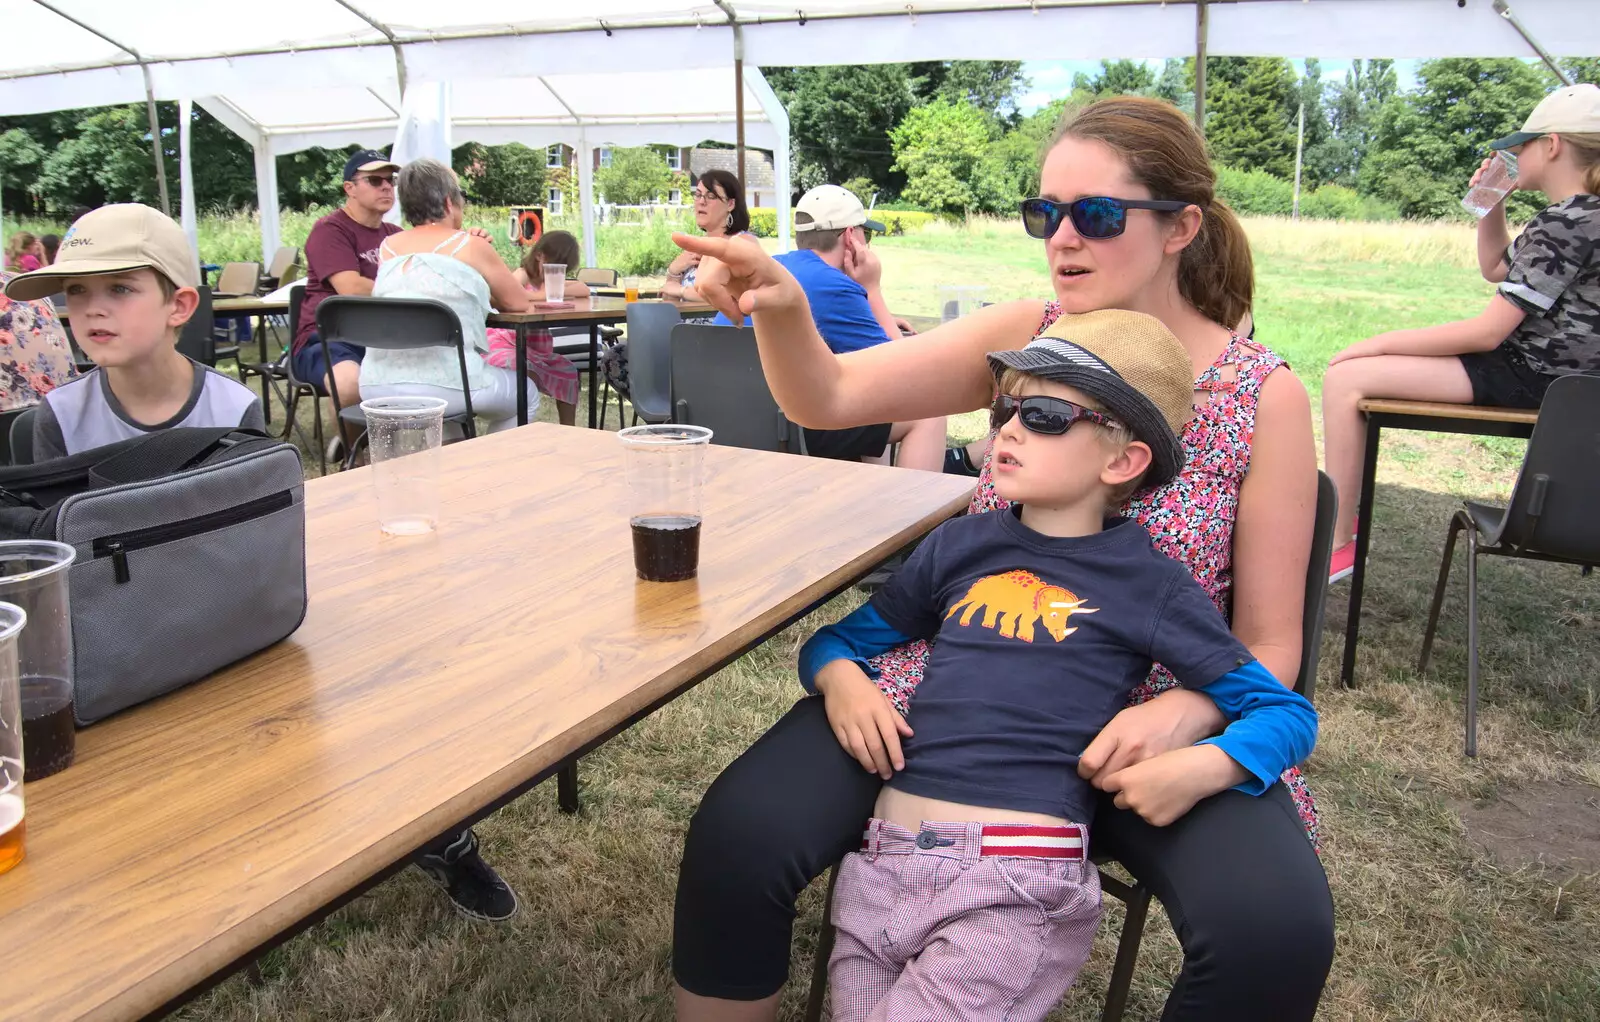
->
<box><xmin>359</xmin><ymin>158</ymin><xmax>536</xmax><ymax>431</ymax></box>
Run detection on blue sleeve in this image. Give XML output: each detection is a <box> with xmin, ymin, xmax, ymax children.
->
<box><xmin>798</xmin><ymin>603</ymin><xmax>917</xmax><ymax>694</ymax></box>
<box><xmin>1196</xmin><ymin>660</ymin><xmax>1318</xmax><ymax>795</ymax></box>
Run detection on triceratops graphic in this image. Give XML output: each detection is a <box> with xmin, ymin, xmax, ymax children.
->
<box><xmin>944</xmin><ymin>569</ymin><xmax>1098</xmax><ymax>643</ymax></box>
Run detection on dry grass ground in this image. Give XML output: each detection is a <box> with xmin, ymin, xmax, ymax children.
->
<box><xmin>186</xmin><ymin>216</ymin><xmax>1598</xmax><ymax>1021</ymax></box>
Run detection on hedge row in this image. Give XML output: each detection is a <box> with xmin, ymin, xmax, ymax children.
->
<box><xmin>746</xmin><ymin>207</ymin><xmax>944</xmax><ymax>238</ymax></box>
<box><xmin>1214</xmin><ymin>166</ymin><xmax>1401</xmax><ymax>222</ymax></box>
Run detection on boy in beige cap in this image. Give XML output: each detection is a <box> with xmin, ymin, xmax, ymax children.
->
<box><xmin>4</xmin><ymin>204</ymin><xmax>264</xmax><ymax>459</ymax></box>
<box><xmin>798</xmin><ymin>311</ymin><xmax>1317</xmax><ymax>1021</ymax></box>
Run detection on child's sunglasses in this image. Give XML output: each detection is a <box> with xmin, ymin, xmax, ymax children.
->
<box><xmin>1020</xmin><ymin>196</ymin><xmax>1193</xmax><ymax>241</ymax></box>
<box><xmin>991</xmin><ymin>394</ymin><xmax>1119</xmax><ymax>436</ymax></box>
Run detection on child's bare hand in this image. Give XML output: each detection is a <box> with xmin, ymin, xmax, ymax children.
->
<box><xmin>815</xmin><ymin>661</ymin><xmax>913</xmax><ymax>779</ymax></box>
<box><xmin>1098</xmin><ymin>746</ymin><xmax>1245</xmax><ymax>827</ymax></box>
<box><xmin>1469</xmin><ymin>156</ymin><xmax>1495</xmax><ymax>189</ymax></box>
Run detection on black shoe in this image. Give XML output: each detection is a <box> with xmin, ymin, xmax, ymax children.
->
<box><xmin>415</xmin><ymin>829</ymin><xmax>519</xmax><ymax>922</ymax></box>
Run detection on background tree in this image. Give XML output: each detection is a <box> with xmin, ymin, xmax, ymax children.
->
<box><xmin>889</xmin><ymin>98</ymin><xmax>1010</xmax><ymax>215</ymax></box>
<box><xmin>594</xmin><ymin>146</ymin><xmax>672</xmax><ymax>206</ymax></box>
<box><xmin>1294</xmin><ymin>58</ymin><xmax>1335</xmax><ymax>186</ymax></box>
<box><xmin>1362</xmin><ymin>57</ymin><xmax>1548</xmax><ymax>218</ymax></box>
<box><xmin>1073</xmin><ymin>59</ymin><xmax>1157</xmax><ymax>98</ymax></box>
<box><xmin>0</xmin><ymin>129</ymin><xmax>45</xmax><ymax>212</ymax></box>
<box><xmin>452</xmin><ymin>142</ymin><xmax>546</xmax><ymax>207</ymax></box>
<box><xmin>1205</xmin><ymin>57</ymin><xmax>1298</xmax><ymax>177</ymax></box>
<box><xmin>907</xmin><ymin>61</ymin><xmax>1028</xmax><ymax>126</ymax></box>
<box><xmin>765</xmin><ymin>64</ymin><xmax>914</xmax><ymax>195</ymax></box>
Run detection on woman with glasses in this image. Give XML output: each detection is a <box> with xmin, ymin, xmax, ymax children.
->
<box><xmin>662</xmin><ymin>169</ymin><xmax>755</xmax><ymax>302</ymax></box>
<box><xmin>670</xmin><ymin>97</ymin><xmax>1331</xmax><ymax>1022</ymax></box>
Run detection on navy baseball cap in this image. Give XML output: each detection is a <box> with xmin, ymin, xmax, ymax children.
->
<box><xmin>343</xmin><ymin>149</ymin><xmax>399</xmax><ymax>181</ymax></box>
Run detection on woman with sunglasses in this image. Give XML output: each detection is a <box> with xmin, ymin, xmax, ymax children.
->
<box><xmin>670</xmin><ymin>96</ymin><xmax>1330</xmax><ymax>1022</ymax></box>
<box><xmin>661</xmin><ymin>169</ymin><xmax>755</xmax><ymax>302</ymax></box>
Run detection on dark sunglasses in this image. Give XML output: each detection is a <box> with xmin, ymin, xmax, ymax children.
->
<box><xmin>991</xmin><ymin>394</ymin><xmax>1119</xmax><ymax>436</ymax></box>
<box><xmin>1020</xmin><ymin>196</ymin><xmax>1192</xmax><ymax>241</ymax></box>
<box><xmin>359</xmin><ymin>174</ymin><xmax>395</xmax><ymax>189</ymax></box>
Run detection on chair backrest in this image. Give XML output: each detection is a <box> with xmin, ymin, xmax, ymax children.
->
<box><xmin>577</xmin><ymin>268</ymin><xmax>619</xmax><ymax>287</ymax></box>
<box><xmin>669</xmin><ymin>325</ymin><xmax>800</xmax><ymax>453</ymax></box>
<box><xmin>175</xmin><ymin>285</ymin><xmax>217</xmax><ymax>365</ymax></box>
<box><xmin>1496</xmin><ymin>373</ymin><xmax>1600</xmax><ymax>563</ymax></box>
<box><xmin>624</xmin><ymin>301</ymin><xmax>683</xmax><ymax>420</ymax></box>
<box><xmin>0</xmin><ymin>406</ymin><xmax>29</xmax><ymax>466</ymax></box>
<box><xmin>266</xmin><ymin>247</ymin><xmax>298</xmax><ymax>279</ymax></box>
<box><xmin>277</xmin><ymin>263</ymin><xmax>304</xmax><ymax>287</ymax></box>
<box><xmin>9</xmin><ymin>406</ymin><xmax>37</xmax><ymax>465</ymax></box>
<box><xmin>214</xmin><ymin>262</ymin><xmax>261</xmax><ymax>297</ymax></box>
<box><xmin>1296</xmin><ymin>471</ymin><xmax>1338</xmax><ymax>703</ymax></box>
<box><xmin>315</xmin><ymin>295</ymin><xmax>474</xmax><ymax>422</ymax></box>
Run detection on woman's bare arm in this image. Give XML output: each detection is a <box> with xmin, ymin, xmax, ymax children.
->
<box><xmin>462</xmin><ymin>237</ymin><xmax>529</xmax><ymax>313</ymax></box>
<box><xmin>676</xmin><ymin>233</ymin><xmax>1044</xmax><ymax>427</ymax></box>
<box><xmin>1230</xmin><ymin>367</ymin><xmax>1317</xmax><ymax>687</ymax></box>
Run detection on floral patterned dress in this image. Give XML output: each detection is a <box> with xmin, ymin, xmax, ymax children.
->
<box><xmin>867</xmin><ymin>301</ymin><xmax>1321</xmax><ymax>849</ymax></box>
<box><xmin>0</xmin><ymin>271</ymin><xmax>78</xmax><ymax>412</ymax></box>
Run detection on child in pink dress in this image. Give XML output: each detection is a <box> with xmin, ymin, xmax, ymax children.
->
<box><xmin>485</xmin><ymin>230</ymin><xmax>585</xmax><ymax>425</ymax></box>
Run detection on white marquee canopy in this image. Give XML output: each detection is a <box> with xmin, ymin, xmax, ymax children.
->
<box><xmin>2</xmin><ymin>0</ymin><xmax>1597</xmax><ymax>262</ymax></box>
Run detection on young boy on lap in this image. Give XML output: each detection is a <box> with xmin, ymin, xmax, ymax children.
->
<box><xmin>4</xmin><ymin>204</ymin><xmax>264</xmax><ymax>459</ymax></box>
<box><xmin>801</xmin><ymin>310</ymin><xmax>1318</xmax><ymax>1021</ymax></box>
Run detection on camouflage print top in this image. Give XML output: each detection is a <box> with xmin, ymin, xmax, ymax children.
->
<box><xmin>1498</xmin><ymin>193</ymin><xmax>1600</xmax><ymax>376</ymax></box>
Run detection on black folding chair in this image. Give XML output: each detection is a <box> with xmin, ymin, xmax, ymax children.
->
<box><xmin>9</xmin><ymin>406</ymin><xmax>37</xmax><ymax>466</ymax></box>
<box><xmin>670</xmin><ymin>325</ymin><xmax>804</xmax><ymax>453</ymax></box>
<box><xmin>600</xmin><ymin>301</ymin><xmax>679</xmax><ymax>429</ymax></box>
<box><xmin>174</xmin><ymin>286</ymin><xmax>217</xmax><ymax>366</ymax></box>
<box><xmin>803</xmin><ymin>471</ymin><xmax>1339</xmax><ymax>1022</ymax></box>
<box><xmin>1418</xmin><ymin>373</ymin><xmax>1600</xmax><ymax>757</ymax></box>
<box><xmin>316</xmin><ymin>296</ymin><xmax>477</xmax><ymax>471</ymax></box>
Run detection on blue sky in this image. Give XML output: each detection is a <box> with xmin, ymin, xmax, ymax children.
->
<box><xmin>1016</xmin><ymin>58</ymin><xmax>1423</xmax><ymax>114</ymax></box>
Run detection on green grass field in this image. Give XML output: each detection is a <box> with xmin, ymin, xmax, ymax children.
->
<box><xmin>95</xmin><ymin>213</ymin><xmax>1600</xmax><ymax>1021</ymax></box>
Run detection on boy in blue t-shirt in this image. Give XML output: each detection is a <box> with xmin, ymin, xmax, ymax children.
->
<box><xmin>4</xmin><ymin>204</ymin><xmax>264</xmax><ymax>459</ymax></box>
<box><xmin>799</xmin><ymin>310</ymin><xmax>1318</xmax><ymax>1022</ymax></box>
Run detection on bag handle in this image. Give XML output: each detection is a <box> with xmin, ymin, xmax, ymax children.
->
<box><xmin>87</xmin><ymin>428</ymin><xmax>270</xmax><ymax>488</ymax></box>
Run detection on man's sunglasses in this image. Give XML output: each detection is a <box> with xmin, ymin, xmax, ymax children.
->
<box><xmin>991</xmin><ymin>394</ymin><xmax>1119</xmax><ymax>436</ymax></box>
<box><xmin>1020</xmin><ymin>196</ymin><xmax>1192</xmax><ymax>241</ymax></box>
<box><xmin>358</xmin><ymin>174</ymin><xmax>395</xmax><ymax>189</ymax></box>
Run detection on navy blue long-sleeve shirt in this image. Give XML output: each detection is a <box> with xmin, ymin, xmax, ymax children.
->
<box><xmin>799</xmin><ymin>507</ymin><xmax>1317</xmax><ymax>825</ymax></box>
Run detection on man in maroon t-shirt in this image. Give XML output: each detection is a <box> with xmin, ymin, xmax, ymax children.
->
<box><xmin>291</xmin><ymin>149</ymin><xmax>402</xmax><ymax>416</ymax></box>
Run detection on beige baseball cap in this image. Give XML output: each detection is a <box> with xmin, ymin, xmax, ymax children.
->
<box><xmin>794</xmin><ymin>184</ymin><xmax>886</xmax><ymax>233</ymax></box>
<box><xmin>4</xmin><ymin>203</ymin><xmax>199</xmax><ymax>302</ymax></box>
<box><xmin>1490</xmin><ymin>83</ymin><xmax>1600</xmax><ymax>150</ymax></box>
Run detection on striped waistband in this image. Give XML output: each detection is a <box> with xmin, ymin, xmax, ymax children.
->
<box><xmin>862</xmin><ymin>822</ymin><xmax>1086</xmax><ymax>859</ymax></box>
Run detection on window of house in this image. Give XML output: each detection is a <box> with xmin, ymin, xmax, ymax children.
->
<box><xmin>666</xmin><ymin>148</ymin><xmax>682</xmax><ymax>171</ymax></box>
<box><xmin>668</xmin><ymin>188</ymin><xmax>682</xmax><ymax>205</ymax></box>
<box><xmin>599</xmin><ymin>147</ymin><xmax>613</xmax><ymax>168</ymax></box>
<box><xmin>547</xmin><ymin>187</ymin><xmax>562</xmax><ymax>216</ymax></box>
<box><xmin>546</xmin><ymin>145</ymin><xmax>563</xmax><ymax>169</ymax></box>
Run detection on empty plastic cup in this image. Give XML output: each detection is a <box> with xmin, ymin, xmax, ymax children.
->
<box><xmin>360</xmin><ymin>396</ymin><xmax>448</xmax><ymax>535</ymax></box>
<box><xmin>0</xmin><ymin>541</ymin><xmax>76</xmax><ymax>782</ymax></box>
<box><xmin>544</xmin><ymin>263</ymin><xmax>567</xmax><ymax>303</ymax></box>
<box><xmin>1462</xmin><ymin>151</ymin><xmax>1519</xmax><ymax>219</ymax></box>
<box><xmin>939</xmin><ymin>285</ymin><xmax>989</xmax><ymax>322</ymax></box>
<box><xmin>618</xmin><ymin>425</ymin><xmax>713</xmax><ymax>581</ymax></box>
<box><xmin>0</xmin><ymin>601</ymin><xmax>31</xmax><ymax>876</ymax></box>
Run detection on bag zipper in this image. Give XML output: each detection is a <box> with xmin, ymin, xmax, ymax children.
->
<box><xmin>91</xmin><ymin>490</ymin><xmax>295</xmax><ymax>584</ymax></box>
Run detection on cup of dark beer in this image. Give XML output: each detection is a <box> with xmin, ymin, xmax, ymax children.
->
<box><xmin>618</xmin><ymin>424</ymin><xmax>714</xmax><ymax>582</ymax></box>
<box><xmin>0</xmin><ymin>601</ymin><xmax>31</xmax><ymax>876</ymax></box>
<box><xmin>0</xmin><ymin>542</ymin><xmax>76</xmax><ymax>783</ymax></box>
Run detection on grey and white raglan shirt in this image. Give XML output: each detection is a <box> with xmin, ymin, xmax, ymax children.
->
<box><xmin>1498</xmin><ymin>193</ymin><xmax>1600</xmax><ymax>377</ymax></box>
<box><xmin>33</xmin><ymin>358</ymin><xmax>266</xmax><ymax>460</ymax></box>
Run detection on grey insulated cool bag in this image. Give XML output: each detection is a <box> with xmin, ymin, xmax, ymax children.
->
<box><xmin>0</xmin><ymin>428</ymin><xmax>307</xmax><ymax>724</ymax></box>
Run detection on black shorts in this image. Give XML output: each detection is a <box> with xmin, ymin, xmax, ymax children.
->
<box><xmin>1458</xmin><ymin>346</ymin><xmax>1552</xmax><ymax>409</ymax></box>
<box><xmin>291</xmin><ymin>332</ymin><xmax>365</xmax><ymax>392</ymax></box>
<box><xmin>802</xmin><ymin>422</ymin><xmax>892</xmax><ymax>461</ymax></box>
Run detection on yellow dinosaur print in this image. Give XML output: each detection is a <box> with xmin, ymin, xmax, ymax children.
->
<box><xmin>944</xmin><ymin>569</ymin><xmax>1098</xmax><ymax>643</ymax></box>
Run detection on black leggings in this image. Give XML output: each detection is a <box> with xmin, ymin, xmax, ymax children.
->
<box><xmin>673</xmin><ymin>696</ymin><xmax>1334</xmax><ymax>1020</ymax></box>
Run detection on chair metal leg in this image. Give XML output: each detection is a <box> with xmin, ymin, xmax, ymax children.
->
<box><xmin>1419</xmin><ymin>512</ymin><xmax>1468</xmax><ymax>673</ymax></box>
<box><xmin>342</xmin><ymin>431</ymin><xmax>368</xmax><ymax>472</ymax></box>
<box><xmin>804</xmin><ymin>866</ymin><xmax>841</xmax><ymax>1022</ymax></box>
<box><xmin>1100</xmin><ymin>881</ymin><xmax>1152</xmax><ymax>1022</ymax></box>
<box><xmin>1465</xmin><ymin>530</ymin><xmax>1481</xmax><ymax>758</ymax></box>
<box><xmin>557</xmin><ymin>759</ymin><xmax>580</xmax><ymax>814</ymax></box>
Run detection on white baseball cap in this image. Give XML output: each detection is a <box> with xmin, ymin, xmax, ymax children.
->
<box><xmin>794</xmin><ymin>184</ymin><xmax>886</xmax><ymax>233</ymax></box>
<box><xmin>1490</xmin><ymin>83</ymin><xmax>1600</xmax><ymax>150</ymax></box>
<box><xmin>4</xmin><ymin>203</ymin><xmax>199</xmax><ymax>302</ymax></box>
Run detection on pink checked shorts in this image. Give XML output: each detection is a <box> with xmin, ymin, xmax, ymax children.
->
<box><xmin>829</xmin><ymin>818</ymin><xmax>1103</xmax><ymax>1022</ymax></box>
